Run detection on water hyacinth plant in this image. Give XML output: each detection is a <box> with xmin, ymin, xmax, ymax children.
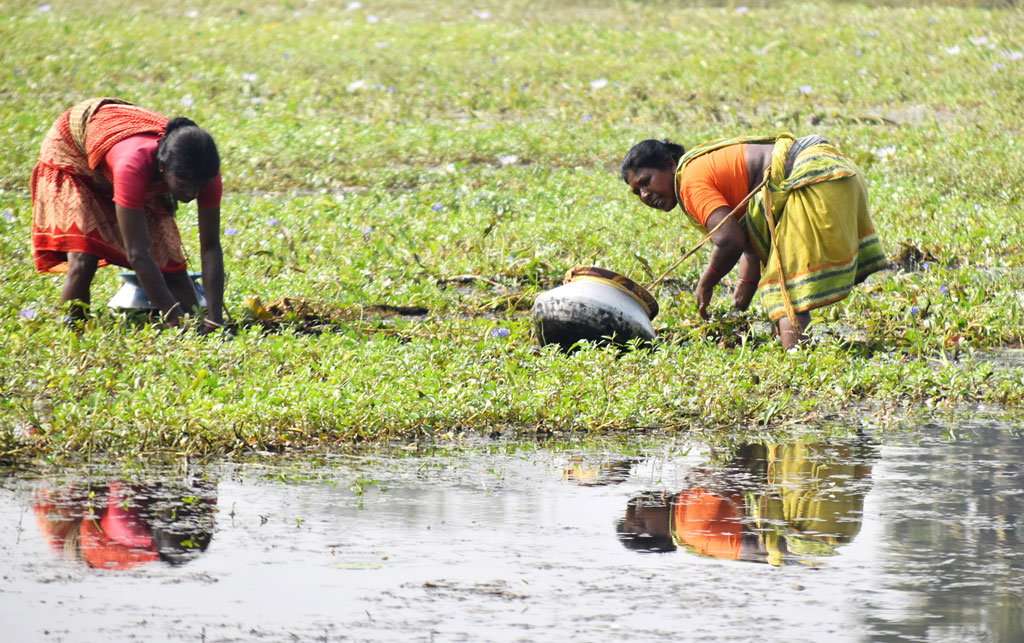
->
<box><xmin>1</xmin><ymin>0</ymin><xmax>1024</xmax><ymax>463</ymax></box>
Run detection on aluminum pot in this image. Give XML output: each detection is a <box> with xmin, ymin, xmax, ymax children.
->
<box><xmin>107</xmin><ymin>271</ymin><xmax>206</xmax><ymax>310</ymax></box>
<box><xmin>532</xmin><ymin>266</ymin><xmax>658</xmax><ymax>350</ymax></box>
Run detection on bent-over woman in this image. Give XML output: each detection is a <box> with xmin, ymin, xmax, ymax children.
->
<box><xmin>621</xmin><ymin>133</ymin><xmax>886</xmax><ymax>349</ymax></box>
<box><xmin>31</xmin><ymin>97</ymin><xmax>225</xmax><ymax>330</ymax></box>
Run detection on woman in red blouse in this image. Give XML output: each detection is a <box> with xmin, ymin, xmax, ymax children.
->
<box><xmin>31</xmin><ymin>97</ymin><xmax>225</xmax><ymax>330</ymax></box>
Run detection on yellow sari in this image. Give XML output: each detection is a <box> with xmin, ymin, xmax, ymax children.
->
<box><xmin>677</xmin><ymin>134</ymin><xmax>887</xmax><ymax>322</ymax></box>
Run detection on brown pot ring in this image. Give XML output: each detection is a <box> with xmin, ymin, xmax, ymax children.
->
<box><xmin>563</xmin><ymin>265</ymin><xmax>659</xmax><ymax>320</ymax></box>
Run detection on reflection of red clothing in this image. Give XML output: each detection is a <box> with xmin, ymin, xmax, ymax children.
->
<box><xmin>80</xmin><ymin>481</ymin><xmax>157</xmax><ymax>570</ymax></box>
<box><xmin>672</xmin><ymin>489</ymin><xmax>744</xmax><ymax>560</ymax></box>
<box><xmin>33</xmin><ymin>491</ymin><xmax>76</xmax><ymax>552</ymax></box>
<box><xmin>80</xmin><ymin>516</ymin><xmax>158</xmax><ymax>570</ymax></box>
<box><xmin>34</xmin><ymin>482</ymin><xmax>159</xmax><ymax>570</ymax></box>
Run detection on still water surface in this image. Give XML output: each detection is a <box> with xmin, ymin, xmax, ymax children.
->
<box><xmin>1</xmin><ymin>419</ymin><xmax>1022</xmax><ymax>642</ymax></box>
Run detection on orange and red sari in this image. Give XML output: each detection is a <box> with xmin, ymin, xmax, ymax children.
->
<box><xmin>30</xmin><ymin>97</ymin><xmax>187</xmax><ymax>273</ymax></box>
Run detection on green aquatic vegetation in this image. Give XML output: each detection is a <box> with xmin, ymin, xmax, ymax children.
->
<box><xmin>2</xmin><ymin>1</ymin><xmax>1024</xmax><ymax>462</ymax></box>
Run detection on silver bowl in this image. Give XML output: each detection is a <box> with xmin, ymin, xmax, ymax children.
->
<box><xmin>108</xmin><ymin>271</ymin><xmax>206</xmax><ymax>310</ymax></box>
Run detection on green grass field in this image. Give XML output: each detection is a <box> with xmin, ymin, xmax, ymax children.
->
<box><xmin>2</xmin><ymin>0</ymin><xmax>1023</xmax><ymax>462</ymax></box>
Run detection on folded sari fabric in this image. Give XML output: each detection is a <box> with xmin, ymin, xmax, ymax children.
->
<box><xmin>30</xmin><ymin>97</ymin><xmax>186</xmax><ymax>273</ymax></box>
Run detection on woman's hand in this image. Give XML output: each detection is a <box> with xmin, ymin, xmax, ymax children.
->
<box><xmin>732</xmin><ymin>279</ymin><xmax>758</xmax><ymax>311</ymax></box>
<box><xmin>196</xmin><ymin>318</ymin><xmax>225</xmax><ymax>336</ymax></box>
<box><xmin>733</xmin><ymin>251</ymin><xmax>762</xmax><ymax>312</ymax></box>
<box><xmin>695</xmin><ymin>272</ymin><xmax>716</xmax><ymax>320</ymax></box>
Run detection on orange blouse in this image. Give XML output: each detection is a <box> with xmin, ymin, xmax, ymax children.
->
<box><xmin>678</xmin><ymin>143</ymin><xmax>749</xmax><ymax>227</ymax></box>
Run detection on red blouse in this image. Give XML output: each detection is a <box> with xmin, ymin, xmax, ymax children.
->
<box><xmin>104</xmin><ymin>134</ymin><xmax>222</xmax><ymax>211</ymax></box>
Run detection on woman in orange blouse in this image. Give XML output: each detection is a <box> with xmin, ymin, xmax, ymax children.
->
<box><xmin>621</xmin><ymin>135</ymin><xmax>886</xmax><ymax>349</ymax></box>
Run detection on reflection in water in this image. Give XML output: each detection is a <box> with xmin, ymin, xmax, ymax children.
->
<box><xmin>865</xmin><ymin>423</ymin><xmax>1024</xmax><ymax>642</ymax></box>
<box><xmin>33</xmin><ymin>478</ymin><xmax>217</xmax><ymax>570</ymax></box>
<box><xmin>618</xmin><ymin>439</ymin><xmax>877</xmax><ymax>565</ymax></box>
<box><xmin>562</xmin><ymin>458</ymin><xmax>637</xmax><ymax>486</ymax></box>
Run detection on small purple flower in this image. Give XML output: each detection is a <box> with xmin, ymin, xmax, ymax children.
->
<box><xmin>282</xmin><ymin>52</ymin><xmax>292</xmax><ymax>59</ymax></box>
<box><xmin>798</xmin><ymin>85</ymin><xmax>813</xmax><ymax>95</ymax></box>
<box><xmin>361</xmin><ymin>226</ymin><xmax>375</xmax><ymax>235</ymax></box>
<box><xmin>224</xmin><ymin>227</ymin><xmax>239</xmax><ymax>236</ymax></box>
<box><xmin>268</xmin><ymin>218</ymin><xmax>279</xmax><ymax>226</ymax></box>
<box><xmin>939</xmin><ymin>284</ymin><xmax>949</xmax><ymax>296</ymax></box>
<box><xmin>735</xmin><ymin>6</ymin><xmax>748</xmax><ymax>13</ymax></box>
<box><xmin>19</xmin><ymin>308</ymin><xmax>38</xmax><ymax>320</ymax></box>
<box><xmin>910</xmin><ymin>305</ymin><xmax>920</xmax><ymax>316</ymax></box>
<box><xmin>974</xmin><ymin>204</ymin><xmax>982</xmax><ymax>212</ymax></box>
<box><xmin>2</xmin><ymin>210</ymin><xmax>14</xmax><ymax>222</ymax></box>
<box><xmin>242</xmin><ymin>72</ymin><xmax>258</xmax><ymax>83</ymax></box>
<box><xmin>431</xmin><ymin>203</ymin><xmax>443</xmax><ymax>212</ymax></box>
<box><xmin>37</xmin><ymin>4</ymin><xmax>52</xmax><ymax>12</ymax></box>
<box><xmin>180</xmin><ymin>96</ymin><xmax>195</xmax><ymax>108</ymax></box>
<box><xmin>471</xmin><ymin>198</ymin><xmax>479</xmax><ymax>206</ymax></box>
<box><xmin>491</xmin><ymin>327</ymin><xmax>510</xmax><ymax>338</ymax></box>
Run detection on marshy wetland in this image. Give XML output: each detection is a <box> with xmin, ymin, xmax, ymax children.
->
<box><xmin>2</xmin><ymin>0</ymin><xmax>1024</xmax><ymax>640</ymax></box>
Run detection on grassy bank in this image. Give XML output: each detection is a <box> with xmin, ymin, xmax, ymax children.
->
<box><xmin>2</xmin><ymin>1</ymin><xmax>1024</xmax><ymax>462</ymax></box>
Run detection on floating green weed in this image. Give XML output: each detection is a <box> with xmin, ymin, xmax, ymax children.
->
<box><xmin>2</xmin><ymin>1</ymin><xmax>1024</xmax><ymax>462</ymax></box>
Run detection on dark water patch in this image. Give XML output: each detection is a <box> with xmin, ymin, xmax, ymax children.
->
<box><xmin>2</xmin><ymin>420</ymin><xmax>1023</xmax><ymax>642</ymax></box>
<box><xmin>974</xmin><ymin>348</ymin><xmax>1024</xmax><ymax>369</ymax></box>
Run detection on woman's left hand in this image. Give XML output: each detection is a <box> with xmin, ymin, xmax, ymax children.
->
<box><xmin>732</xmin><ymin>279</ymin><xmax>758</xmax><ymax>311</ymax></box>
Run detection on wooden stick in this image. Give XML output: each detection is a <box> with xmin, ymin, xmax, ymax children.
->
<box><xmin>646</xmin><ymin>172</ymin><xmax>770</xmax><ymax>291</ymax></box>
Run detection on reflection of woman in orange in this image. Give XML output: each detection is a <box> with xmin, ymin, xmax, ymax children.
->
<box><xmin>617</xmin><ymin>438</ymin><xmax>875</xmax><ymax>565</ymax></box>
<box><xmin>34</xmin><ymin>479</ymin><xmax>216</xmax><ymax>570</ymax></box>
<box><xmin>671</xmin><ymin>488</ymin><xmax>747</xmax><ymax>560</ymax></box>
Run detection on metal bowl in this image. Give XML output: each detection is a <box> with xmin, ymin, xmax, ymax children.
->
<box><xmin>107</xmin><ymin>271</ymin><xmax>206</xmax><ymax>310</ymax></box>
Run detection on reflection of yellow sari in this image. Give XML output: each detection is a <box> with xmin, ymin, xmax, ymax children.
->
<box><xmin>754</xmin><ymin>442</ymin><xmax>869</xmax><ymax>563</ymax></box>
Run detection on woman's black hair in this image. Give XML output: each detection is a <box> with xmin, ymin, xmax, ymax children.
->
<box><xmin>156</xmin><ymin>117</ymin><xmax>220</xmax><ymax>184</ymax></box>
<box><xmin>620</xmin><ymin>139</ymin><xmax>686</xmax><ymax>183</ymax></box>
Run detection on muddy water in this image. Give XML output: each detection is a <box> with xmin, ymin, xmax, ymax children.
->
<box><xmin>1</xmin><ymin>419</ymin><xmax>1022</xmax><ymax>643</ymax></box>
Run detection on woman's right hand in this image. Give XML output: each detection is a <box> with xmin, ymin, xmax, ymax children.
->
<box><xmin>695</xmin><ymin>273</ymin><xmax>715</xmax><ymax>320</ymax></box>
